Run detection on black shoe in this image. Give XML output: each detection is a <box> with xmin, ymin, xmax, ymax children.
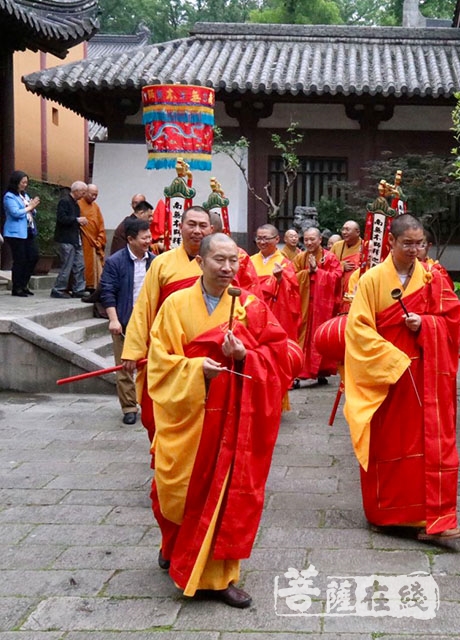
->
<box><xmin>122</xmin><ymin>412</ymin><xmax>137</xmax><ymax>425</ymax></box>
<box><xmin>50</xmin><ymin>290</ymin><xmax>72</xmax><ymax>299</ymax></box>
<box><xmin>318</xmin><ymin>377</ymin><xmax>329</xmax><ymax>385</ymax></box>
<box><xmin>81</xmin><ymin>291</ymin><xmax>100</xmax><ymax>303</ymax></box>
<box><xmin>197</xmin><ymin>584</ymin><xmax>253</xmax><ymax>609</ymax></box>
<box><xmin>72</xmin><ymin>290</ymin><xmax>88</xmax><ymax>299</ymax></box>
<box><xmin>12</xmin><ymin>290</ymin><xmax>28</xmax><ymax>297</ymax></box>
<box><xmin>158</xmin><ymin>549</ymin><xmax>170</xmax><ymax>570</ymax></box>
<box><xmin>23</xmin><ymin>288</ymin><xmax>34</xmax><ymax>296</ymax></box>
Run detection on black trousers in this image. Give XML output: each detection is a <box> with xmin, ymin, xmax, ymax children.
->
<box><xmin>5</xmin><ymin>236</ymin><xmax>39</xmax><ymax>292</ymax></box>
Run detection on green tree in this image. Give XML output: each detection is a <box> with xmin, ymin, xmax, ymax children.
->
<box><xmin>98</xmin><ymin>0</ymin><xmax>195</xmax><ymax>41</ymax></box>
<box><xmin>194</xmin><ymin>0</ymin><xmax>260</xmax><ymax>23</ymax></box>
<box><xmin>338</xmin><ymin>153</ymin><xmax>460</xmax><ymax>259</ymax></box>
<box><xmin>249</xmin><ymin>0</ymin><xmax>342</xmax><ymax>24</ymax></box>
<box><xmin>213</xmin><ymin>122</ymin><xmax>304</xmax><ymax>221</ymax></box>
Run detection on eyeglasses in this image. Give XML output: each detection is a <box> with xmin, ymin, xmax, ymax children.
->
<box><xmin>397</xmin><ymin>240</ymin><xmax>427</xmax><ymax>250</ymax></box>
<box><xmin>255</xmin><ymin>236</ymin><xmax>277</xmax><ymax>243</ymax></box>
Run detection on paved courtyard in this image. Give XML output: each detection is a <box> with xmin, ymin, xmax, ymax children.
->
<box><xmin>0</xmin><ymin>377</ymin><xmax>459</xmax><ymax>639</ymax></box>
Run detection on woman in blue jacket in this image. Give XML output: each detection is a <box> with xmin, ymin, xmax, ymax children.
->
<box><xmin>3</xmin><ymin>170</ymin><xmax>41</xmax><ymax>296</ymax></box>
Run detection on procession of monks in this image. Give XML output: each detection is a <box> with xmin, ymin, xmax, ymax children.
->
<box><xmin>89</xmin><ymin>198</ymin><xmax>459</xmax><ymax>610</ymax></box>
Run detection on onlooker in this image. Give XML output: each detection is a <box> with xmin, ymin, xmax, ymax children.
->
<box><xmin>100</xmin><ymin>219</ymin><xmax>154</xmax><ymax>425</ymax></box>
<box><xmin>50</xmin><ymin>181</ymin><xmax>88</xmax><ymax>299</ymax></box>
<box><xmin>78</xmin><ymin>184</ymin><xmax>106</xmax><ymax>292</ymax></box>
<box><xmin>83</xmin><ymin>200</ymin><xmax>154</xmax><ymax>309</ymax></box>
<box><xmin>110</xmin><ymin>194</ymin><xmax>148</xmax><ymax>255</ymax></box>
<box><xmin>2</xmin><ymin>170</ymin><xmax>40</xmax><ymax>297</ymax></box>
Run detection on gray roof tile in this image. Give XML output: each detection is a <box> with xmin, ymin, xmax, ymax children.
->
<box><xmin>1</xmin><ymin>0</ymin><xmax>100</xmax><ymax>57</ymax></box>
<box><xmin>22</xmin><ymin>22</ymin><xmax>460</xmax><ymax>111</ymax></box>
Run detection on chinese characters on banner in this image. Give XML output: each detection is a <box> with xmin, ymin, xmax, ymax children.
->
<box><xmin>274</xmin><ymin>565</ymin><xmax>439</xmax><ymax>619</ymax></box>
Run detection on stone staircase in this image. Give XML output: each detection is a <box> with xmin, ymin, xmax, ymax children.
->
<box><xmin>0</xmin><ymin>286</ymin><xmax>117</xmax><ymax>394</ymax></box>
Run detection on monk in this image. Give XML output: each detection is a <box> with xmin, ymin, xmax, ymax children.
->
<box><xmin>78</xmin><ymin>184</ymin><xmax>106</xmax><ymax>291</ymax></box>
<box><xmin>292</xmin><ymin>227</ymin><xmax>342</xmax><ymax>385</ymax></box>
<box><xmin>280</xmin><ymin>228</ymin><xmax>301</xmax><ymax>261</ymax></box>
<box><xmin>330</xmin><ymin>220</ymin><xmax>362</xmax><ymax>311</ymax></box>
<box><xmin>327</xmin><ymin>233</ymin><xmax>341</xmax><ymax>250</ymax></box>
<box><xmin>209</xmin><ymin>211</ymin><xmax>261</xmax><ymax>297</ymax></box>
<box><xmin>417</xmin><ymin>228</ymin><xmax>454</xmax><ymax>289</ymax></box>
<box><xmin>250</xmin><ymin>224</ymin><xmax>301</xmax><ymax>341</ymax></box>
<box><xmin>148</xmin><ymin>233</ymin><xmax>303</xmax><ymax>607</ymax></box>
<box><xmin>344</xmin><ymin>215</ymin><xmax>460</xmax><ymax>541</ymax></box>
<box><xmin>122</xmin><ymin>206</ymin><xmax>213</xmax><ymax>441</ymax></box>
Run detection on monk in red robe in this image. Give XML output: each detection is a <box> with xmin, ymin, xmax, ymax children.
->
<box><xmin>293</xmin><ymin>227</ymin><xmax>342</xmax><ymax>385</ymax></box>
<box><xmin>344</xmin><ymin>215</ymin><xmax>460</xmax><ymax>541</ymax></box>
<box><xmin>148</xmin><ymin>233</ymin><xmax>303</xmax><ymax>607</ymax></box>
<box><xmin>250</xmin><ymin>224</ymin><xmax>301</xmax><ymax>341</ymax></box>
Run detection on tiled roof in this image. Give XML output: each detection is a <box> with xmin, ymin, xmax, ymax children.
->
<box><xmin>22</xmin><ymin>22</ymin><xmax>460</xmax><ymax>119</ymax></box>
<box><xmin>1</xmin><ymin>0</ymin><xmax>100</xmax><ymax>58</ymax></box>
<box><xmin>88</xmin><ymin>23</ymin><xmax>151</xmax><ymax>58</ymax></box>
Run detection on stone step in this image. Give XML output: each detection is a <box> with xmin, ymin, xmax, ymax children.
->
<box><xmin>29</xmin><ymin>273</ymin><xmax>57</xmax><ymax>291</ymax></box>
<box><xmin>31</xmin><ymin>304</ymin><xmax>96</xmax><ymax>329</ymax></box>
<box><xmin>52</xmin><ymin>317</ymin><xmax>109</xmax><ymax>344</ymax></box>
<box><xmin>84</xmin><ymin>333</ymin><xmax>114</xmax><ymax>359</ymax></box>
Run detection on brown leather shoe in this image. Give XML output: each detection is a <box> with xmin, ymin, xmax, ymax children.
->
<box><xmin>202</xmin><ymin>584</ymin><xmax>252</xmax><ymax>608</ymax></box>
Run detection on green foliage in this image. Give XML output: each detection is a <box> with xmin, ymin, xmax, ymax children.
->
<box><xmin>315</xmin><ymin>196</ymin><xmax>360</xmax><ymax>233</ymax></box>
<box><xmin>213</xmin><ymin>123</ymin><xmax>303</xmax><ymax>220</ymax></box>
<box><xmin>419</xmin><ymin>0</ymin><xmax>456</xmax><ymax>19</ymax></box>
<box><xmin>249</xmin><ymin>0</ymin><xmax>341</xmax><ymax>24</ymax></box>
<box><xmin>97</xmin><ymin>0</ymin><xmax>457</xmax><ymax>40</ymax></box>
<box><xmin>28</xmin><ymin>179</ymin><xmax>60</xmax><ymax>256</ymax></box>
<box><xmin>98</xmin><ymin>0</ymin><xmax>195</xmax><ymax>41</ymax></box>
<box><xmin>336</xmin><ymin>153</ymin><xmax>460</xmax><ymax>259</ymax></box>
<box><xmin>271</xmin><ymin>122</ymin><xmax>303</xmax><ymax>175</ymax></box>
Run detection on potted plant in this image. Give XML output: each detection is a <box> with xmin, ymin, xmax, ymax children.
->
<box><xmin>28</xmin><ymin>178</ymin><xmax>61</xmax><ymax>274</ymax></box>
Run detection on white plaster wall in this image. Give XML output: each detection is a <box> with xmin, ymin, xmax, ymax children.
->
<box><xmin>92</xmin><ymin>143</ymin><xmax>248</xmax><ymax>233</ymax></box>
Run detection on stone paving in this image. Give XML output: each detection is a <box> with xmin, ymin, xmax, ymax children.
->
<box><xmin>0</xmin><ymin>377</ymin><xmax>459</xmax><ymax>639</ymax></box>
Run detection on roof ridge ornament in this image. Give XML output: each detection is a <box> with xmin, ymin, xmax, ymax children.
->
<box><xmin>402</xmin><ymin>0</ymin><xmax>426</xmax><ymax>28</ymax></box>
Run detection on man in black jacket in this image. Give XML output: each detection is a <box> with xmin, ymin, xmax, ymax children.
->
<box><xmin>50</xmin><ymin>181</ymin><xmax>88</xmax><ymax>299</ymax></box>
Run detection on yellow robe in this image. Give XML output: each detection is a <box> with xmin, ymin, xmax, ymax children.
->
<box><xmin>149</xmin><ymin>281</ymin><xmax>249</xmax><ymax>594</ymax></box>
<box><xmin>344</xmin><ymin>255</ymin><xmax>424</xmax><ymax>469</ymax></box>
<box><xmin>330</xmin><ymin>238</ymin><xmax>362</xmax><ymax>263</ymax></box>
<box><xmin>122</xmin><ymin>244</ymin><xmax>202</xmax><ymax>398</ymax></box>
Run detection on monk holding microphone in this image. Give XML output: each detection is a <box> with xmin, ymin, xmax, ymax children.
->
<box><xmin>344</xmin><ymin>215</ymin><xmax>460</xmax><ymax>542</ymax></box>
<box><xmin>146</xmin><ymin>233</ymin><xmax>303</xmax><ymax>607</ymax></box>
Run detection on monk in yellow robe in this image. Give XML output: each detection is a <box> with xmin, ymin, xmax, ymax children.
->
<box><xmin>148</xmin><ymin>233</ymin><xmax>303</xmax><ymax>607</ymax></box>
<box><xmin>280</xmin><ymin>229</ymin><xmax>302</xmax><ymax>261</ymax></box>
<box><xmin>344</xmin><ymin>215</ymin><xmax>460</xmax><ymax>541</ymax></box>
<box><xmin>250</xmin><ymin>224</ymin><xmax>301</xmax><ymax>341</ymax></box>
<box><xmin>330</xmin><ymin>220</ymin><xmax>362</xmax><ymax>312</ymax></box>
<box><xmin>122</xmin><ymin>206</ymin><xmax>213</xmax><ymax>441</ymax></box>
<box><xmin>78</xmin><ymin>184</ymin><xmax>106</xmax><ymax>290</ymax></box>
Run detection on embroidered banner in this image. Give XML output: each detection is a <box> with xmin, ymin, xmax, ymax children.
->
<box><xmin>142</xmin><ymin>84</ymin><xmax>215</xmax><ymax>171</ymax></box>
